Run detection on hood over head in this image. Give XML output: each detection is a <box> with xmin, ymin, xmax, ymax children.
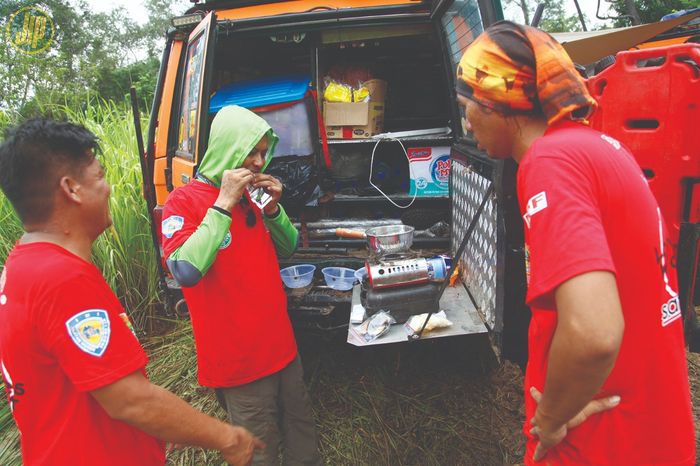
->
<box><xmin>197</xmin><ymin>105</ymin><xmax>278</xmax><ymax>186</ymax></box>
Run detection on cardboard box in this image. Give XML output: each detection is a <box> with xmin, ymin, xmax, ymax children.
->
<box><xmin>323</xmin><ymin>79</ymin><xmax>387</xmax><ymax>139</ymax></box>
<box><xmin>324</xmin><ymin>101</ymin><xmax>369</xmax><ymax>126</ymax></box>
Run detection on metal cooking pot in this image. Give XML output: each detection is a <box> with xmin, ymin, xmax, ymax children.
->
<box><xmin>365</xmin><ymin>225</ymin><xmax>414</xmax><ymax>257</ymax></box>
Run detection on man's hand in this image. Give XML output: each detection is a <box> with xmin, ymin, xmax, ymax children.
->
<box><xmin>252</xmin><ymin>173</ymin><xmax>283</xmax><ymax>216</ymax></box>
<box><xmin>220</xmin><ymin>425</ymin><xmax>265</xmax><ymax>466</ymax></box>
<box><xmin>529</xmin><ymin>386</ymin><xmax>620</xmax><ymax>462</ymax></box>
<box><xmin>214</xmin><ymin>168</ymin><xmax>254</xmax><ymax>212</ymax></box>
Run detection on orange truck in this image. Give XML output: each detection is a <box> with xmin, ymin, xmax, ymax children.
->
<box><xmin>137</xmin><ymin>0</ymin><xmax>699</xmax><ymax>364</ymax></box>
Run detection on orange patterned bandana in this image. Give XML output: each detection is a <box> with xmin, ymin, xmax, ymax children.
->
<box><xmin>456</xmin><ymin>21</ymin><xmax>596</xmax><ymax>125</ymax></box>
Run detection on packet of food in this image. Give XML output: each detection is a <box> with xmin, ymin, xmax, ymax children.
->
<box><xmin>247</xmin><ymin>186</ymin><xmax>273</xmax><ymax>210</ymax></box>
<box><xmin>405</xmin><ymin>310</ymin><xmax>452</xmax><ymax>336</ymax></box>
<box><xmin>353</xmin><ymin>86</ymin><xmax>370</xmax><ymax>103</ymax></box>
<box><xmin>324</xmin><ymin>80</ymin><xmax>352</xmax><ymax>103</ymax></box>
<box><xmin>355</xmin><ymin>311</ymin><xmax>396</xmax><ymax>342</ymax></box>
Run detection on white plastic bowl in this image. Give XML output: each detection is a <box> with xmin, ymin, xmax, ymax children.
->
<box><xmin>322</xmin><ymin>267</ymin><xmax>356</xmax><ymax>291</ymax></box>
<box><xmin>280</xmin><ymin>264</ymin><xmax>316</xmax><ymax>288</ymax></box>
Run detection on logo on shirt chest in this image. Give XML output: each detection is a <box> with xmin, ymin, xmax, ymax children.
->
<box><xmin>65</xmin><ymin>310</ymin><xmax>111</xmax><ymax>357</ymax></box>
<box><xmin>523</xmin><ymin>191</ymin><xmax>548</xmax><ymax>228</ymax></box>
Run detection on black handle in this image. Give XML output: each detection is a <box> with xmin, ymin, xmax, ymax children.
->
<box><xmin>130</xmin><ymin>87</ymin><xmax>152</xmax><ymax>206</ymax></box>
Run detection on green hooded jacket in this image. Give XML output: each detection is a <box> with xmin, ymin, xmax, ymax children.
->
<box><xmin>167</xmin><ymin>106</ymin><xmax>298</xmax><ymax>286</ymax></box>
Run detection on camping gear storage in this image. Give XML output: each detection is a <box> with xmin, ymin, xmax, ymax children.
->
<box><xmin>142</xmin><ymin>0</ymin><xmax>531</xmax><ymax>365</ymax></box>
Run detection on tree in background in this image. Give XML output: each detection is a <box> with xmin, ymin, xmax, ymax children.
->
<box><xmin>504</xmin><ymin>0</ymin><xmax>586</xmax><ymax>32</ymax></box>
<box><xmin>0</xmin><ymin>0</ymin><xmax>190</xmax><ymax>114</ymax></box>
<box><xmin>538</xmin><ymin>0</ymin><xmax>584</xmax><ymax>32</ymax></box>
<box><xmin>607</xmin><ymin>0</ymin><xmax>698</xmax><ymax>26</ymax></box>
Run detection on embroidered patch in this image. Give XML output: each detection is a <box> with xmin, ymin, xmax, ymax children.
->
<box><xmin>162</xmin><ymin>216</ymin><xmax>184</xmax><ymax>238</ymax></box>
<box><xmin>523</xmin><ymin>191</ymin><xmax>548</xmax><ymax>228</ymax></box>
<box><xmin>119</xmin><ymin>312</ymin><xmax>137</xmax><ymax>337</ymax></box>
<box><xmin>66</xmin><ymin>310</ymin><xmax>111</xmax><ymax>357</ymax></box>
<box><xmin>601</xmin><ymin>134</ymin><xmax>621</xmax><ymax>150</ymax></box>
<box><xmin>219</xmin><ymin>232</ymin><xmax>232</xmax><ymax>250</ymax></box>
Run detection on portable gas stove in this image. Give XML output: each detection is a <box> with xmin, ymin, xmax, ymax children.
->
<box><xmin>359</xmin><ymin>251</ymin><xmax>449</xmax><ymax>323</ymax></box>
<box><xmin>359</xmin><ymin>185</ymin><xmax>494</xmax><ymax>328</ymax></box>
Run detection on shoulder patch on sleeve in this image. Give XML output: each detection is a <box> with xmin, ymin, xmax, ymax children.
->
<box><xmin>523</xmin><ymin>191</ymin><xmax>548</xmax><ymax>228</ymax></box>
<box><xmin>162</xmin><ymin>215</ymin><xmax>184</xmax><ymax>238</ymax></box>
<box><xmin>65</xmin><ymin>310</ymin><xmax>111</xmax><ymax>357</ymax></box>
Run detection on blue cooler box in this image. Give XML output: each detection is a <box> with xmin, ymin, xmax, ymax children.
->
<box><xmin>209</xmin><ymin>75</ymin><xmax>313</xmax><ymax>157</ymax></box>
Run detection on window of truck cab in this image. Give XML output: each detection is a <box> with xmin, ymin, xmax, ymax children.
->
<box><xmin>175</xmin><ymin>19</ymin><xmax>209</xmax><ymax>161</ymax></box>
<box><xmin>439</xmin><ymin>0</ymin><xmax>484</xmax><ymax>144</ymax></box>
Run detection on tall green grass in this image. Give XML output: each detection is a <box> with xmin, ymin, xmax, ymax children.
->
<box><xmin>0</xmin><ymin>111</ymin><xmax>23</xmax><ymax>261</ymax></box>
<box><xmin>67</xmin><ymin>100</ymin><xmax>163</xmax><ymax>332</ymax></box>
<box><xmin>0</xmin><ymin>100</ymin><xmax>162</xmax><ymax>328</ymax></box>
<box><xmin>0</xmin><ymin>100</ymin><xmax>164</xmax><ymax>465</ymax></box>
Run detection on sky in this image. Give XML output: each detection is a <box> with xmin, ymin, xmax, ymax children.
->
<box><xmin>82</xmin><ymin>0</ymin><xmax>191</xmax><ymax>25</ymax></box>
<box><xmin>82</xmin><ymin>0</ymin><xmax>616</xmax><ymax>29</ymax></box>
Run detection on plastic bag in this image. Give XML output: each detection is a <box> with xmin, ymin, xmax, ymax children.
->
<box><xmin>353</xmin><ymin>86</ymin><xmax>370</xmax><ymax>103</ymax></box>
<box><xmin>355</xmin><ymin>311</ymin><xmax>396</xmax><ymax>342</ymax></box>
<box><xmin>405</xmin><ymin>310</ymin><xmax>453</xmax><ymax>336</ymax></box>
<box><xmin>264</xmin><ymin>156</ymin><xmax>320</xmax><ymax>207</ymax></box>
<box><xmin>323</xmin><ymin>80</ymin><xmax>352</xmax><ymax>103</ymax></box>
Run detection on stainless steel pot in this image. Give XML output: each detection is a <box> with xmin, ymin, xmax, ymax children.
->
<box><xmin>365</xmin><ymin>225</ymin><xmax>414</xmax><ymax>257</ymax></box>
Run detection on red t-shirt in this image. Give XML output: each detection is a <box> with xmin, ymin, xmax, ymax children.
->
<box><xmin>518</xmin><ymin>121</ymin><xmax>695</xmax><ymax>465</ymax></box>
<box><xmin>162</xmin><ymin>181</ymin><xmax>296</xmax><ymax>387</ymax></box>
<box><xmin>0</xmin><ymin>242</ymin><xmax>165</xmax><ymax>466</ymax></box>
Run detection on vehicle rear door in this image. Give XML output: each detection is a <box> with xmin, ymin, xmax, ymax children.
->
<box><xmin>433</xmin><ymin>0</ymin><xmax>530</xmax><ymax>368</ymax></box>
<box><xmin>171</xmin><ymin>11</ymin><xmax>217</xmax><ymax>189</ymax></box>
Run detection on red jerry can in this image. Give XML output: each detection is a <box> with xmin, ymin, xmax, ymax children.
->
<box><xmin>586</xmin><ymin>44</ymin><xmax>700</xmax><ymax>250</ymax></box>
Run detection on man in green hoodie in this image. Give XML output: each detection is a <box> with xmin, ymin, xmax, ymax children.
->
<box><xmin>162</xmin><ymin>105</ymin><xmax>321</xmax><ymax>465</ymax></box>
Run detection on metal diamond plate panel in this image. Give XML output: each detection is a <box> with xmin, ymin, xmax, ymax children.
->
<box><xmin>451</xmin><ymin>160</ymin><xmax>497</xmax><ymax>329</ymax></box>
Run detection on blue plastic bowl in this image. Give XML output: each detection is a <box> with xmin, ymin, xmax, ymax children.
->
<box><xmin>354</xmin><ymin>267</ymin><xmax>368</xmax><ymax>283</ymax></box>
<box><xmin>322</xmin><ymin>267</ymin><xmax>356</xmax><ymax>291</ymax></box>
<box><xmin>280</xmin><ymin>264</ymin><xmax>316</xmax><ymax>288</ymax></box>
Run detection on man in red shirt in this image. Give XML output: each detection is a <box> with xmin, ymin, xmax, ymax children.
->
<box><xmin>0</xmin><ymin>117</ymin><xmax>263</xmax><ymax>466</ymax></box>
<box><xmin>455</xmin><ymin>22</ymin><xmax>695</xmax><ymax>464</ymax></box>
<box><xmin>162</xmin><ymin>105</ymin><xmax>320</xmax><ymax>465</ymax></box>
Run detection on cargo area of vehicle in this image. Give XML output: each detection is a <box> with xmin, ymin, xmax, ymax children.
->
<box><xmin>208</xmin><ymin>22</ymin><xmax>463</xmax><ymax>329</ymax></box>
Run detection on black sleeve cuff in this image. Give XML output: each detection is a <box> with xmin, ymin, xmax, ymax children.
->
<box><xmin>264</xmin><ymin>205</ymin><xmax>282</xmax><ymax>219</ymax></box>
<box><xmin>211</xmin><ymin>205</ymin><xmax>232</xmax><ymax>218</ymax></box>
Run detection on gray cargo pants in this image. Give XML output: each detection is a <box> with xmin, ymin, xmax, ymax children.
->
<box><xmin>215</xmin><ymin>355</ymin><xmax>322</xmax><ymax>466</ymax></box>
